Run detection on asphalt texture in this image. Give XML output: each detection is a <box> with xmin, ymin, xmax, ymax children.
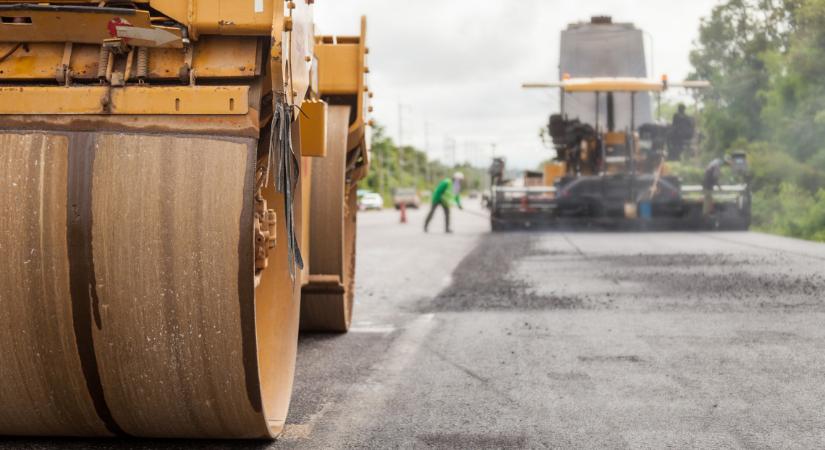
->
<box><xmin>3</xmin><ymin>203</ymin><xmax>825</xmax><ymax>449</ymax></box>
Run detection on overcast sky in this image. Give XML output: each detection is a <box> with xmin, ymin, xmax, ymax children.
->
<box><xmin>315</xmin><ymin>0</ymin><xmax>721</xmax><ymax>170</ymax></box>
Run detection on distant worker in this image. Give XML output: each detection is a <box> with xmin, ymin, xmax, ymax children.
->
<box><xmin>670</xmin><ymin>103</ymin><xmax>695</xmax><ymax>159</ymax></box>
<box><xmin>424</xmin><ymin>172</ymin><xmax>464</xmax><ymax>233</ymax></box>
<box><xmin>489</xmin><ymin>158</ymin><xmax>505</xmax><ymax>187</ymax></box>
<box><xmin>703</xmin><ymin>155</ymin><xmax>732</xmax><ymax>217</ymax></box>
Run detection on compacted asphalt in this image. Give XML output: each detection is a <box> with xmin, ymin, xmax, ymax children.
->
<box><xmin>4</xmin><ymin>203</ymin><xmax>825</xmax><ymax>449</ymax></box>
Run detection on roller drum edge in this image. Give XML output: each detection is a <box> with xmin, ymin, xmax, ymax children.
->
<box><xmin>0</xmin><ymin>131</ymin><xmax>300</xmax><ymax>439</ymax></box>
<box><xmin>301</xmin><ymin>106</ymin><xmax>357</xmax><ymax>332</ymax></box>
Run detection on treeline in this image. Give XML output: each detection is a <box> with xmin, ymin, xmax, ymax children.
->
<box><xmin>359</xmin><ymin>125</ymin><xmax>488</xmax><ymax>202</ymax></box>
<box><xmin>691</xmin><ymin>0</ymin><xmax>825</xmax><ymax>241</ymax></box>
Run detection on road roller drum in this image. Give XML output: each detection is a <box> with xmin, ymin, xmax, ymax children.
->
<box><xmin>0</xmin><ymin>131</ymin><xmax>303</xmax><ymax>438</ymax></box>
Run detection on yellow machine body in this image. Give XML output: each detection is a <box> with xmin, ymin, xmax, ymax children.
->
<box><xmin>315</xmin><ymin>16</ymin><xmax>371</xmax><ymax>169</ymax></box>
<box><xmin>0</xmin><ymin>1</ymin><xmax>286</xmax><ymax>40</ymax></box>
<box><xmin>300</xmin><ymin>17</ymin><xmax>372</xmax><ymax>332</ymax></box>
<box><xmin>543</xmin><ymin>162</ymin><xmax>566</xmax><ymax>187</ymax></box>
<box><xmin>299</xmin><ymin>100</ymin><xmax>329</xmax><ymax>158</ymax></box>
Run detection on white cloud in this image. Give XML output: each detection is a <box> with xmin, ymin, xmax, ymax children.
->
<box><xmin>315</xmin><ymin>0</ymin><xmax>721</xmax><ymax>170</ymax></box>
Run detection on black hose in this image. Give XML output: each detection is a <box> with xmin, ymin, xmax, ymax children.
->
<box><xmin>269</xmin><ymin>100</ymin><xmax>304</xmax><ymax>280</ymax></box>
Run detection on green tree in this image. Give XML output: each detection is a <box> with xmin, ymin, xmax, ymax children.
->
<box><xmin>690</xmin><ymin>0</ymin><xmax>801</xmax><ymax>155</ymax></box>
<box><xmin>690</xmin><ymin>0</ymin><xmax>825</xmax><ymax>241</ymax></box>
<box><xmin>360</xmin><ymin>123</ymin><xmax>488</xmax><ymax>203</ymax></box>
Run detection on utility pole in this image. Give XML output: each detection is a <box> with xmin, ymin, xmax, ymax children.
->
<box><xmin>397</xmin><ymin>100</ymin><xmax>403</xmax><ymax>189</ymax></box>
<box><xmin>410</xmin><ymin>119</ymin><xmax>420</xmax><ymax>189</ymax></box>
<box><xmin>397</xmin><ymin>101</ymin><xmax>413</xmax><ymax>187</ymax></box>
<box><xmin>377</xmin><ymin>144</ymin><xmax>384</xmax><ymax>196</ymax></box>
<box><xmin>444</xmin><ymin>136</ymin><xmax>456</xmax><ymax>168</ymax></box>
<box><xmin>397</xmin><ymin>98</ymin><xmax>404</xmax><ymax>148</ymax></box>
<box><xmin>424</xmin><ymin>121</ymin><xmax>431</xmax><ymax>185</ymax></box>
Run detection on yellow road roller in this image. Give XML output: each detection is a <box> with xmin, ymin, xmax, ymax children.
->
<box><xmin>0</xmin><ymin>0</ymin><xmax>370</xmax><ymax>439</ymax></box>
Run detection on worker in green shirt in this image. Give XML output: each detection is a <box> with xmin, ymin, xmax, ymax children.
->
<box><xmin>424</xmin><ymin>172</ymin><xmax>464</xmax><ymax>233</ymax></box>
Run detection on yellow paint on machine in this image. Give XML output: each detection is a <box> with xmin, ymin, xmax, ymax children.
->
<box><xmin>299</xmin><ymin>100</ymin><xmax>328</xmax><ymax>158</ymax></box>
<box><xmin>0</xmin><ymin>86</ymin><xmax>249</xmax><ymax>115</ymax></box>
<box><xmin>315</xmin><ymin>44</ymin><xmax>361</xmax><ymax>96</ymax></box>
<box><xmin>0</xmin><ymin>1</ymin><xmax>275</xmax><ymax>43</ymax></box>
<box><xmin>111</xmin><ymin>86</ymin><xmax>249</xmax><ymax>115</ymax></box>
<box><xmin>0</xmin><ymin>39</ymin><xmax>260</xmax><ymax>82</ymax></box>
<box><xmin>315</xmin><ymin>16</ymin><xmax>372</xmax><ymax>172</ymax></box>
<box><xmin>543</xmin><ymin>162</ymin><xmax>566</xmax><ymax>187</ymax></box>
<box><xmin>149</xmin><ymin>0</ymin><xmax>276</xmax><ymax>37</ymax></box>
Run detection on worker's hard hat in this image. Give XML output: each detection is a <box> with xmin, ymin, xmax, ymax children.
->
<box><xmin>453</xmin><ymin>172</ymin><xmax>465</xmax><ymax>180</ymax></box>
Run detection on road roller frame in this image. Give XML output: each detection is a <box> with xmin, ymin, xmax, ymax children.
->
<box><xmin>301</xmin><ymin>17</ymin><xmax>372</xmax><ymax>332</ymax></box>
<box><xmin>0</xmin><ymin>0</ymin><xmax>362</xmax><ymax>440</ymax></box>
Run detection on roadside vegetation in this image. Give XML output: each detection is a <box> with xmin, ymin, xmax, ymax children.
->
<box><xmin>690</xmin><ymin>0</ymin><xmax>825</xmax><ymax>241</ymax></box>
<box><xmin>359</xmin><ymin>125</ymin><xmax>487</xmax><ymax>203</ymax></box>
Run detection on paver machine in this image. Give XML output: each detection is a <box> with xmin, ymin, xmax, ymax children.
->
<box><xmin>491</xmin><ymin>17</ymin><xmax>750</xmax><ymax>231</ymax></box>
<box><xmin>0</xmin><ymin>0</ymin><xmax>370</xmax><ymax>439</ymax></box>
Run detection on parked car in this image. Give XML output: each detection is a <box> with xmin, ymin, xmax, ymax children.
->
<box><xmin>392</xmin><ymin>187</ymin><xmax>421</xmax><ymax>209</ymax></box>
<box><xmin>359</xmin><ymin>192</ymin><xmax>384</xmax><ymax>210</ymax></box>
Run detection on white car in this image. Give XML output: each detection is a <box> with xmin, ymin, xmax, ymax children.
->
<box><xmin>359</xmin><ymin>192</ymin><xmax>384</xmax><ymax>211</ymax></box>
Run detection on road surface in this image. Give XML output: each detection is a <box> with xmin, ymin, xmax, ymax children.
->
<box><xmin>4</xmin><ymin>203</ymin><xmax>825</xmax><ymax>448</ymax></box>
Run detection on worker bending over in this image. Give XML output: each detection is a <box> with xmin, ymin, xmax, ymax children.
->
<box><xmin>424</xmin><ymin>172</ymin><xmax>464</xmax><ymax>233</ymax></box>
<box><xmin>703</xmin><ymin>155</ymin><xmax>732</xmax><ymax>217</ymax></box>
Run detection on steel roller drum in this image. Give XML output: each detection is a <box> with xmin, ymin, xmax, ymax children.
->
<box><xmin>0</xmin><ymin>131</ymin><xmax>299</xmax><ymax>439</ymax></box>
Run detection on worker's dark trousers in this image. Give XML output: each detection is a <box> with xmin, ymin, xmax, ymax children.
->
<box><xmin>424</xmin><ymin>202</ymin><xmax>450</xmax><ymax>231</ymax></box>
